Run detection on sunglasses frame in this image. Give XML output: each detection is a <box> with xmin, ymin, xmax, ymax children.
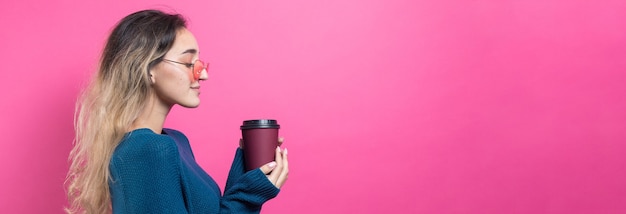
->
<box><xmin>162</xmin><ymin>59</ymin><xmax>208</xmax><ymax>81</ymax></box>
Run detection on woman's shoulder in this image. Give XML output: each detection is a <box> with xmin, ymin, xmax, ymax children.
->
<box><xmin>113</xmin><ymin>128</ymin><xmax>180</xmax><ymax>160</ymax></box>
<box><xmin>109</xmin><ymin>129</ymin><xmax>185</xmax><ymax>179</ymax></box>
<box><xmin>162</xmin><ymin>128</ymin><xmax>188</xmax><ymax>141</ymax></box>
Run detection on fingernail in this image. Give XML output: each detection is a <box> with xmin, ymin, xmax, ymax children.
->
<box><xmin>284</xmin><ymin>148</ymin><xmax>288</xmax><ymax>155</ymax></box>
<box><xmin>268</xmin><ymin>161</ymin><xmax>277</xmax><ymax>168</ymax></box>
<box><xmin>276</xmin><ymin>146</ymin><xmax>281</xmax><ymax>151</ymax></box>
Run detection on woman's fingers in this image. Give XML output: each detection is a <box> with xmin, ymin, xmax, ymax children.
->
<box><xmin>263</xmin><ymin>147</ymin><xmax>285</xmax><ymax>187</ymax></box>
<box><xmin>260</xmin><ymin>161</ymin><xmax>277</xmax><ymax>175</ymax></box>
<box><xmin>275</xmin><ymin>148</ymin><xmax>289</xmax><ymax>188</ymax></box>
<box><xmin>258</xmin><ymin>143</ymin><xmax>289</xmax><ymax>188</ymax></box>
<box><xmin>268</xmin><ymin>147</ymin><xmax>283</xmax><ymax>184</ymax></box>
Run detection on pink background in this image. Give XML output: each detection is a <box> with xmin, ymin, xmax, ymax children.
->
<box><xmin>1</xmin><ymin>0</ymin><xmax>625</xmax><ymax>213</ymax></box>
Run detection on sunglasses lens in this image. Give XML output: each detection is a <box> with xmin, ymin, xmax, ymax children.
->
<box><xmin>193</xmin><ymin>61</ymin><xmax>205</xmax><ymax>80</ymax></box>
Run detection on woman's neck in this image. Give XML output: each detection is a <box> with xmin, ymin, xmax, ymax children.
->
<box><xmin>130</xmin><ymin>94</ymin><xmax>172</xmax><ymax>134</ymax></box>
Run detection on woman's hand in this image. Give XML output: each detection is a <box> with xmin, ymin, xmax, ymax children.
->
<box><xmin>260</xmin><ymin>138</ymin><xmax>289</xmax><ymax>189</ymax></box>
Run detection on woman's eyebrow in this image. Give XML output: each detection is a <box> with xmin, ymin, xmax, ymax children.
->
<box><xmin>181</xmin><ymin>49</ymin><xmax>198</xmax><ymax>55</ymax></box>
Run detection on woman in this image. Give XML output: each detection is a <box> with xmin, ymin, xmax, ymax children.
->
<box><xmin>66</xmin><ymin>10</ymin><xmax>289</xmax><ymax>213</ymax></box>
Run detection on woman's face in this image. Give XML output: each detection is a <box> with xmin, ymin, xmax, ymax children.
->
<box><xmin>150</xmin><ymin>28</ymin><xmax>208</xmax><ymax>108</ymax></box>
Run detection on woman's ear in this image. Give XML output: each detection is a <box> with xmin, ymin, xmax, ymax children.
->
<box><xmin>149</xmin><ymin>72</ymin><xmax>156</xmax><ymax>84</ymax></box>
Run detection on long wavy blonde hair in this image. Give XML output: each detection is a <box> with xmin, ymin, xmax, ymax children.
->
<box><xmin>66</xmin><ymin>10</ymin><xmax>187</xmax><ymax>214</ymax></box>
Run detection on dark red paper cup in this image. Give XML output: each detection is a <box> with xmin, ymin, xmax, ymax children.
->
<box><xmin>240</xmin><ymin>119</ymin><xmax>280</xmax><ymax>171</ymax></box>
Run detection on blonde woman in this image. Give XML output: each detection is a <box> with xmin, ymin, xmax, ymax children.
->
<box><xmin>66</xmin><ymin>10</ymin><xmax>289</xmax><ymax>213</ymax></box>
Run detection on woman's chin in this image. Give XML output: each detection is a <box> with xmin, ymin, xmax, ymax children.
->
<box><xmin>179</xmin><ymin>99</ymin><xmax>201</xmax><ymax>108</ymax></box>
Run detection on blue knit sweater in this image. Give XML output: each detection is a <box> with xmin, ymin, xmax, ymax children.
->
<box><xmin>109</xmin><ymin>128</ymin><xmax>280</xmax><ymax>213</ymax></box>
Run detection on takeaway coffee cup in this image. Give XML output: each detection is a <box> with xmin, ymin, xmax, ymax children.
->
<box><xmin>240</xmin><ymin>119</ymin><xmax>280</xmax><ymax>171</ymax></box>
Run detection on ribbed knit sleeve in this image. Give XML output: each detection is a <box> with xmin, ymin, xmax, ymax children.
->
<box><xmin>224</xmin><ymin>149</ymin><xmax>246</xmax><ymax>191</ymax></box>
<box><xmin>220</xmin><ymin>149</ymin><xmax>280</xmax><ymax>213</ymax></box>
<box><xmin>109</xmin><ymin>134</ymin><xmax>189</xmax><ymax>214</ymax></box>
